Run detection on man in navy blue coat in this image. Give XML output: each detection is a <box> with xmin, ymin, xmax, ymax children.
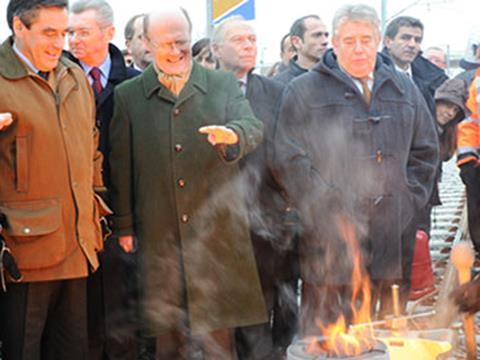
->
<box><xmin>68</xmin><ymin>0</ymin><xmax>140</xmax><ymax>358</ymax></box>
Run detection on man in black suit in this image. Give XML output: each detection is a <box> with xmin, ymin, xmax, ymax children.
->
<box><xmin>212</xmin><ymin>16</ymin><xmax>297</xmax><ymax>359</ymax></box>
<box><xmin>68</xmin><ymin>0</ymin><xmax>140</xmax><ymax>358</ymax></box>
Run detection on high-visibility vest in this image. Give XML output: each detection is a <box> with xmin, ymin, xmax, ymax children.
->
<box><xmin>457</xmin><ymin>68</ymin><xmax>480</xmax><ymax>167</ymax></box>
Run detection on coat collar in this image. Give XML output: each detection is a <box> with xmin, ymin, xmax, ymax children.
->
<box><xmin>316</xmin><ymin>49</ymin><xmax>405</xmax><ymax>96</ymax></box>
<box><xmin>0</xmin><ymin>36</ymin><xmax>78</xmax><ymax>82</ymax></box>
<box><xmin>65</xmin><ymin>43</ymin><xmax>134</xmax><ymax>108</ymax></box>
<box><xmin>142</xmin><ymin>61</ymin><xmax>207</xmax><ymax>103</ymax></box>
<box><xmin>288</xmin><ymin>55</ymin><xmax>308</xmax><ymax>77</ymax></box>
<box><xmin>381</xmin><ymin>47</ymin><xmax>447</xmax><ymax>87</ymax></box>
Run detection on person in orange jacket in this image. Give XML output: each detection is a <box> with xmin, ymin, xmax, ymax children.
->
<box><xmin>457</xmin><ymin>68</ymin><xmax>480</xmax><ymax>255</ymax></box>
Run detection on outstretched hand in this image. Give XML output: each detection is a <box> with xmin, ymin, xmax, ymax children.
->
<box><xmin>199</xmin><ymin>125</ymin><xmax>238</xmax><ymax>146</ymax></box>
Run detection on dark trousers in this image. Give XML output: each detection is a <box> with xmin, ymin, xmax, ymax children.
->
<box><xmin>156</xmin><ymin>328</ymin><xmax>236</xmax><ymax>360</ymax></box>
<box><xmin>466</xmin><ymin>183</ymin><xmax>480</xmax><ymax>254</ymax></box>
<box><xmin>87</xmin><ymin>239</ymin><xmax>139</xmax><ymax>360</ymax></box>
<box><xmin>0</xmin><ymin>278</ymin><xmax>87</xmax><ymax>360</ymax></box>
<box><xmin>235</xmin><ymin>234</ymin><xmax>299</xmax><ymax>359</ymax></box>
<box><xmin>399</xmin><ymin>219</ymin><xmax>418</xmax><ymax>305</ymax></box>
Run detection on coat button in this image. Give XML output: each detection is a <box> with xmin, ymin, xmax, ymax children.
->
<box><xmin>23</xmin><ymin>227</ymin><xmax>31</xmax><ymax>235</ymax></box>
<box><xmin>175</xmin><ymin>144</ymin><xmax>183</xmax><ymax>153</ymax></box>
<box><xmin>181</xmin><ymin>214</ymin><xmax>189</xmax><ymax>223</ymax></box>
<box><xmin>376</xmin><ymin>150</ymin><xmax>383</xmax><ymax>163</ymax></box>
<box><xmin>178</xmin><ymin>179</ymin><xmax>186</xmax><ymax>188</ymax></box>
<box><xmin>173</xmin><ymin>108</ymin><xmax>181</xmax><ymax>116</ymax></box>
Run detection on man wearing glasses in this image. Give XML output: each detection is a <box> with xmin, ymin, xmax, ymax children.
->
<box><xmin>67</xmin><ymin>0</ymin><xmax>140</xmax><ymax>358</ymax></box>
<box><xmin>108</xmin><ymin>6</ymin><xmax>266</xmax><ymax>359</ymax></box>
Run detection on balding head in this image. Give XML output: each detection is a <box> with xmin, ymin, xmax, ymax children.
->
<box><xmin>143</xmin><ymin>7</ymin><xmax>192</xmax><ymax>74</ymax></box>
<box><xmin>144</xmin><ymin>7</ymin><xmax>192</xmax><ymax>38</ymax></box>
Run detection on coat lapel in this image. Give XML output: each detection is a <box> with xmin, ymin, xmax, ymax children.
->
<box><xmin>176</xmin><ymin>62</ymin><xmax>207</xmax><ymax>107</ymax></box>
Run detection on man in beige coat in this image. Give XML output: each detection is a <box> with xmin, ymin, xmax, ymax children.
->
<box><xmin>0</xmin><ymin>0</ymin><xmax>107</xmax><ymax>358</ymax></box>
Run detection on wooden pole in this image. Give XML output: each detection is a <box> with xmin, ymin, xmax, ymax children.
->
<box><xmin>451</xmin><ymin>242</ymin><xmax>477</xmax><ymax>360</ymax></box>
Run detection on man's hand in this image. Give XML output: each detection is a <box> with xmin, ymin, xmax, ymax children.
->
<box><xmin>199</xmin><ymin>125</ymin><xmax>238</xmax><ymax>146</ymax></box>
<box><xmin>118</xmin><ymin>235</ymin><xmax>135</xmax><ymax>253</ymax></box>
<box><xmin>0</xmin><ymin>113</ymin><xmax>13</xmax><ymax>131</ymax></box>
<box><xmin>451</xmin><ymin>276</ymin><xmax>480</xmax><ymax>314</ymax></box>
<box><xmin>459</xmin><ymin>160</ymin><xmax>480</xmax><ymax>188</ymax></box>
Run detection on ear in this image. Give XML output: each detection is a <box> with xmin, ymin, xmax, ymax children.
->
<box><xmin>211</xmin><ymin>42</ymin><xmax>221</xmax><ymax>58</ymax></box>
<box><xmin>12</xmin><ymin>16</ymin><xmax>26</xmax><ymax>37</ymax></box>
<box><xmin>105</xmin><ymin>25</ymin><xmax>115</xmax><ymax>42</ymax></box>
<box><xmin>290</xmin><ymin>35</ymin><xmax>302</xmax><ymax>51</ymax></box>
<box><xmin>331</xmin><ymin>35</ymin><xmax>338</xmax><ymax>55</ymax></box>
<box><xmin>383</xmin><ymin>36</ymin><xmax>392</xmax><ymax>49</ymax></box>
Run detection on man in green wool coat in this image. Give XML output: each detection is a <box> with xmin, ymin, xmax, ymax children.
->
<box><xmin>108</xmin><ymin>6</ymin><xmax>267</xmax><ymax>359</ymax></box>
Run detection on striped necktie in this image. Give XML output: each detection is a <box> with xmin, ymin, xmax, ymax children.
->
<box><xmin>89</xmin><ymin>67</ymin><xmax>103</xmax><ymax>94</ymax></box>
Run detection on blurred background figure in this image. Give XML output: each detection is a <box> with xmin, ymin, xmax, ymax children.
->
<box><xmin>266</xmin><ymin>33</ymin><xmax>296</xmax><ymax>77</ymax></box>
<box><xmin>280</xmin><ymin>33</ymin><xmax>295</xmax><ymax>67</ymax></box>
<box><xmin>456</xmin><ymin>32</ymin><xmax>480</xmax><ymax>83</ymax></box>
<box><xmin>122</xmin><ymin>48</ymin><xmax>133</xmax><ymax>66</ymax></box>
<box><xmin>192</xmin><ymin>37</ymin><xmax>217</xmax><ymax>69</ymax></box>
<box><xmin>274</xmin><ymin>14</ymin><xmax>329</xmax><ymax>84</ymax></box>
<box><xmin>459</xmin><ymin>31</ymin><xmax>480</xmax><ymax>72</ymax></box>
<box><xmin>124</xmin><ymin>13</ymin><xmax>151</xmax><ymax>71</ymax></box>
<box><xmin>424</xmin><ymin>46</ymin><xmax>447</xmax><ymax>69</ymax></box>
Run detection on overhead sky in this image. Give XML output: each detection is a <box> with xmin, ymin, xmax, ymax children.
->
<box><xmin>0</xmin><ymin>0</ymin><xmax>479</xmax><ymax>65</ymax></box>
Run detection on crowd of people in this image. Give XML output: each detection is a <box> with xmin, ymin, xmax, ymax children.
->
<box><xmin>0</xmin><ymin>0</ymin><xmax>479</xmax><ymax>359</ymax></box>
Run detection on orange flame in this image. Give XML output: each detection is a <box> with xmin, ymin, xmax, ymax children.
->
<box><xmin>307</xmin><ymin>214</ymin><xmax>376</xmax><ymax>357</ymax></box>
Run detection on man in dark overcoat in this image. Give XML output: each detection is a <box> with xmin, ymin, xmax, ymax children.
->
<box><xmin>212</xmin><ymin>16</ymin><xmax>297</xmax><ymax>359</ymax></box>
<box><xmin>274</xmin><ymin>15</ymin><xmax>329</xmax><ymax>84</ymax></box>
<box><xmin>382</xmin><ymin>15</ymin><xmax>448</xmax><ymax>300</ymax></box>
<box><xmin>108</xmin><ymin>7</ymin><xmax>266</xmax><ymax>359</ymax></box>
<box><xmin>67</xmin><ymin>0</ymin><xmax>140</xmax><ymax>358</ymax></box>
<box><xmin>273</xmin><ymin>4</ymin><xmax>439</xmax><ymax>334</ymax></box>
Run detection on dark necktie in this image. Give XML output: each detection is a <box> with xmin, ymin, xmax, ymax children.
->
<box><xmin>38</xmin><ymin>71</ymin><xmax>49</xmax><ymax>80</ymax></box>
<box><xmin>89</xmin><ymin>67</ymin><xmax>103</xmax><ymax>94</ymax></box>
<box><xmin>238</xmin><ymin>80</ymin><xmax>246</xmax><ymax>95</ymax></box>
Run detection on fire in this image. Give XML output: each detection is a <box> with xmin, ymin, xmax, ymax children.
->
<box><xmin>306</xmin><ymin>214</ymin><xmax>376</xmax><ymax>357</ymax></box>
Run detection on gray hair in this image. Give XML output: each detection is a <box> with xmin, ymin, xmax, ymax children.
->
<box><xmin>212</xmin><ymin>15</ymin><xmax>247</xmax><ymax>45</ymax></box>
<box><xmin>70</xmin><ymin>0</ymin><xmax>114</xmax><ymax>28</ymax></box>
<box><xmin>332</xmin><ymin>4</ymin><xmax>380</xmax><ymax>36</ymax></box>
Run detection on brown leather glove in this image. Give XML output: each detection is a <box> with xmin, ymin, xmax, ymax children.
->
<box><xmin>0</xmin><ymin>214</ymin><xmax>23</xmax><ymax>291</ymax></box>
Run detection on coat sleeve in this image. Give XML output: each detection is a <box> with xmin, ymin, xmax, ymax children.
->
<box><xmin>220</xmin><ymin>74</ymin><xmax>263</xmax><ymax>164</ymax></box>
<box><xmin>407</xmin><ymin>85</ymin><xmax>440</xmax><ymax>210</ymax></box>
<box><xmin>271</xmin><ymin>83</ymin><xmax>331</xmax><ymax>212</ymax></box>
<box><xmin>108</xmin><ymin>88</ymin><xmax>134</xmax><ymax>236</ymax></box>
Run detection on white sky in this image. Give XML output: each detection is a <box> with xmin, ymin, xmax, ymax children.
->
<box><xmin>0</xmin><ymin>0</ymin><xmax>479</xmax><ymax>64</ymax></box>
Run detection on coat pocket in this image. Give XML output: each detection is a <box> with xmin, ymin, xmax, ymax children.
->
<box><xmin>0</xmin><ymin>198</ymin><xmax>66</xmax><ymax>270</ymax></box>
<box><xmin>15</xmin><ymin>136</ymin><xmax>29</xmax><ymax>193</ymax></box>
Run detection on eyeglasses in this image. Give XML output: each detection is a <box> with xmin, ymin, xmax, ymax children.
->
<box><xmin>145</xmin><ymin>36</ymin><xmax>190</xmax><ymax>51</ymax></box>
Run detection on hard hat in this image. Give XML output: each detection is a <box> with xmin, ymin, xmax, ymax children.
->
<box><xmin>460</xmin><ymin>28</ymin><xmax>480</xmax><ymax>70</ymax></box>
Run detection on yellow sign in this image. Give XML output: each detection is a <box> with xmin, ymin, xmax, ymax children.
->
<box><xmin>212</xmin><ymin>0</ymin><xmax>244</xmax><ymax>22</ymax></box>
